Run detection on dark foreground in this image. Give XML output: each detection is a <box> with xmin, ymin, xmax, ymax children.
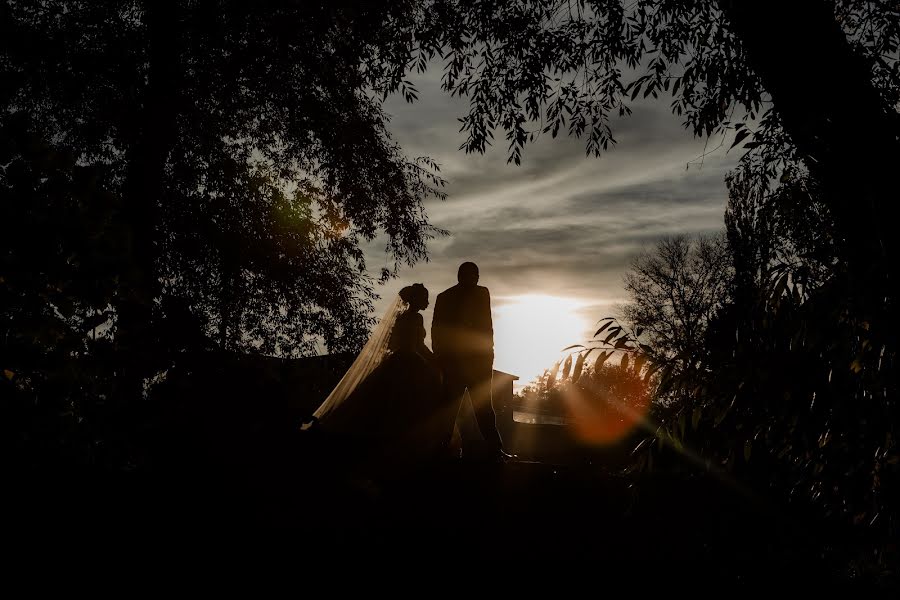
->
<box><xmin>9</xmin><ymin>440</ymin><xmax>897</xmax><ymax>590</ymax></box>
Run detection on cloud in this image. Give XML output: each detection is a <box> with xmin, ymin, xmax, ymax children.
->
<box><xmin>365</xmin><ymin>64</ymin><xmax>738</xmax><ymax>347</ymax></box>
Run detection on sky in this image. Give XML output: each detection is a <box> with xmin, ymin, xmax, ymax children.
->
<box><xmin>365</xmin><ymin>67</ymin><xmax>739</xmax><ymax>386</ymax></box>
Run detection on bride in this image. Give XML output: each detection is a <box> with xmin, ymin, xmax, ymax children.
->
<box><xmin>306</xmin><ymin>284</ymin><xmax>449</xmax><ymax>479</ymax></box>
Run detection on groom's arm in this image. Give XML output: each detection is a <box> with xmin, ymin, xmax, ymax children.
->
<box><xmin>431</xmin><ymin>292</ymin><xmax>446</xmax><ymax>357</ymax></box>
<box><xmin>480</xmin><ymin>287</ymin><xmax>494</xmax><ymax>358</ymax></box>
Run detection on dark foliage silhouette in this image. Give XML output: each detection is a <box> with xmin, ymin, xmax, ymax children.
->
<box><xmin>1</xmin><ymin>2</ymin><xmax>445</xmax><ymax>470</ymax></box>
<box><xmin>622</xmin><ymin>234</ymin><xmax>731</xmax><ymax>378</ymax></box>
<box><xmin>546</xmin><ymin>169</ymin><xmax>899</xmax><ymax>579</ymax></box>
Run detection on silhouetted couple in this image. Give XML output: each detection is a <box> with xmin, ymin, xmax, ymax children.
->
<box><xmin>309</xmin><ymin>262</ymin><xmax>505</xmax><ymax>478</ymax></box>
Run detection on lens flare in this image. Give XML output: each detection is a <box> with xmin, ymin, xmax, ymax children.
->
<box><xmin>560</xmin><ymin>373</ymin><xmax>651</xmax><ymax>446</ymax></box>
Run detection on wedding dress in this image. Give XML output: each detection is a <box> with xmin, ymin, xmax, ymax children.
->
<box><xmin>307</xmin><ymin>295</ymin><xmax>446</xmax><ymax>477</ymax></box>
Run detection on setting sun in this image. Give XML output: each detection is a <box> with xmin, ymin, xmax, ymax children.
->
<box><xmin>492</xmin><ymin>294</ymin><xmax>590</xmax><ymax>387</ymax></box>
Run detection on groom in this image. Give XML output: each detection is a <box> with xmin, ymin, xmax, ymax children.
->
<box><xmin>432</xmin><ymin>262</ymin><xmax>504</xmax><ymax>459</ymax></box>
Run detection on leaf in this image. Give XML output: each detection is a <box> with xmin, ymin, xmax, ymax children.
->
<box><xmin>770</xmin><ymin>271</ymin><xmax>790</xmax><ymax>303</ymax></box>
<box><xmin>620</xmin><ymin>353</ymin><xmax>630</xmax><ymax>370</ymax></box>
<box><xmin>53</xmin><ymin>297</ymin><xmax>75</xmax><ymax>319</ymax></box>
<box><xmin>633</xmin><ymin>354</ymin><xmax>648</xmax><ymax>373</ymax></box>
<box><xmin>3</xmin><ymin>369</ymin><xmax>14</xmax><ymax>381</ymax></box>
<box><xmin>692</xmin><ymin>407</ymin><xmax>701</xmax><ymax>430</ymax></box>
<box><xmin>632</xmin><ymin>437</ymin><xmax>650</xmax><ymax>455</ymax></box>
<box><xmin>546</xmin><ymin>361</ymin><xmax>560</xmax><ymax>389</ymax></box>
<box><xmin>561</xmin><ymin>354</ymin><xmax>573</xmax><ymax>380</ymax></box>
<box><xmin>596</xmin><ymin>351</ymin><xmax>612</xmax><ymax>366</ymax></box>
<box><xmin>644</xmin><ymin>362</ymin><xmax>662</xmax><ymax>383</ymax></box>
<box><xmin>594</xmin><ymin>321</ymin><xmax>613</xmax><ymax>338</ymax></box>
<box><xmin>81</xmin><ymin>311</ymin><xmax>112</xmax><ymax>333</ymax></box>
<box><xmin>629</xmin><ymin>82</ymin><xmax>642</xmax><ymax>101</ymax></box>
<box><xmin>729</xmin><ymin>128</ymin><xmax>751</xmax><ymax>150</ymax></box>
<box><xmin>562</xmin><ymin>344</ymin><xmax>584</xmax><ymax>351</ymax></box>
<box><xmin>715</xmin><ymin>395</ymin><xmax>737</xmax><ymax>426</ymax></box>
<box><xmin>657</xmin><ymin>366</ymin><xmax>674</xmax><ymax>394</ymax></box>
<box><xmin>572</xmin><ymin>352</ymin><xmax>587</xmax><ymax>383</ymax></box>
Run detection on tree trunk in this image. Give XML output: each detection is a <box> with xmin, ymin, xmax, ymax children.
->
<box><xmin>218</xmin><ymin>262</ymin><xmax>237</xmax><ymax>352</ymax></box>
<box><xmin>116</xmin><ymin>1</ymin><xmax>180</xmax><ymax>402</ymax></box>
<box><xmin>721</xmin><ymin>0</ymin><xmax>900</xmax><ymax>333</ymax></box>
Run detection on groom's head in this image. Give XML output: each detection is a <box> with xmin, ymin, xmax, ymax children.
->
<box><xmin>458</xmin><ymin>262</ymin><xmax>479</xmax><ymax>286</ymax></box>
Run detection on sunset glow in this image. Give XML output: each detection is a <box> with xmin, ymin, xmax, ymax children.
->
<box><xmin>492</xmin><ymin>294</ymin><xmax>590</xmax><ymax>387</ymax></box>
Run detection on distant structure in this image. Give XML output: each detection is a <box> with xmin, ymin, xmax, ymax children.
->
<box><xmin>491</xmin><ymin>369</ymin><xmax>519</xmax><ymax>411</ymax></box>
<box><xmin>491</xmin><ymin>369</ymin><xmax>519</xmax><ymax>450</ymax></box>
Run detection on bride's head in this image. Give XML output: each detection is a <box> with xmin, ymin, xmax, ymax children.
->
<box><xmin>399</xmin><ymin>283</ymin><xmax>429</xmax><ymax>311</ymax></box>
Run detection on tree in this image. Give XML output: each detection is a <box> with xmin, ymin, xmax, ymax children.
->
<box><xmin>622</xmin><ymin>234</ymin><xmax>731</xmax><ymax>374</ymax></box>
<box><xmin>0</xmin><ymin>4</ymin><xmax>446</xmax><ymax>353</ymax></box>
<box><xmin>1</xmin><ymin>1</ymin><xmax>444</xmax><ymax>466</ymax></box>
<box><xmin>724</xmin><ymin>163</ymin><xmax>836</xmax><ymax>306</ymax></box>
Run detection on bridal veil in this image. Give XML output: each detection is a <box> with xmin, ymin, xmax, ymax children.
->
<box><xmin>307</xmin><ymin>296</ymin><xmax>405</xmax><ymax>430</ymax></box>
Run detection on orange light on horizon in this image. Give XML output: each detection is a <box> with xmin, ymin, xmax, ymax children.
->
<box><xmin>560</xmin><ymin>377</ymin><xmax>651</xmax><ymax>446</ymax></box>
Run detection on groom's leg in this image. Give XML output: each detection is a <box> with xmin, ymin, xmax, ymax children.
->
<box><xmin>468</xmin><ymin>364</ymin><xmax>502</xmax><ymax>454</ymax></box>
<box><xmin>440</xmin><ymin>367</ymin><xmax>467</xmax><ymax>448</ymax></box>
